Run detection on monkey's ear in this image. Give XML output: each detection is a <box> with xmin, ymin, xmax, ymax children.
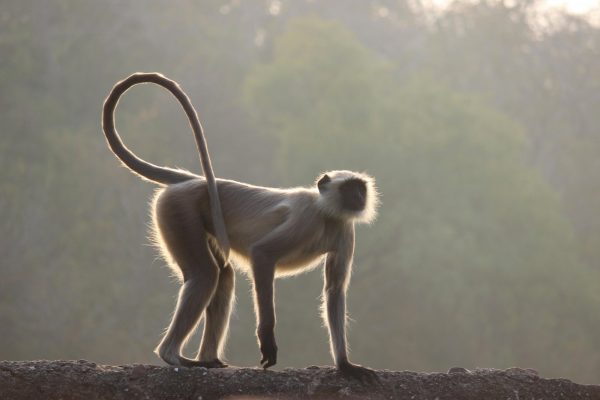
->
<box><xmin>317</xmin><ymin>174</ymin><xmax>331</xmax><ymax>193</ymax></box>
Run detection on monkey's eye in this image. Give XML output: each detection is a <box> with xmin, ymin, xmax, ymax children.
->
<box><xmin>317</xmin><ymin>174</ymin><xmax>331</xmax><ymax>193</ymax></box>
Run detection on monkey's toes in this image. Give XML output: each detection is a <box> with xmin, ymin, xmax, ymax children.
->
<box><xmin>338</xmin><ymin>362</ymin><xmax>380</xmax><ymax>385</ymax></box>
<box><xmin>259</xmin><ymin>337</ymin><xmax>278</xmax><ymax>369</ymax></box>
<box><xmin>259</xmin><ymin>351</ymin><xmax>277</xmax><ymax>369</ymax></box>
<box><xmin>261</xmin><ymin>358</ymin><xmax>277</xmax><ymax>369</ymax></box>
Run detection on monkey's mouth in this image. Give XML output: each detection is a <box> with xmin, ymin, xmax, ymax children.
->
<box><xmin>342</xmin><ymin>192</ymin><xmax>366</xmax><ymax>212</ymax></box>
<box><xmin>339</xmin><ymin>179</ymin><xmax>367</xmax><ymax>212</ymax></box>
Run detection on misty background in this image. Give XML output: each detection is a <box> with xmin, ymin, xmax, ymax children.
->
<box><xmin>1</xmin><ymin>0</ymin><xmax>599</xmax><ymax>383</ymax></box>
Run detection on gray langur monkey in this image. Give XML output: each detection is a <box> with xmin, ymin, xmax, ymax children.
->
<box><xmin>102</xmin><ymin>72</ymin><xmax>380</xmax><ymax>381</ymax></box>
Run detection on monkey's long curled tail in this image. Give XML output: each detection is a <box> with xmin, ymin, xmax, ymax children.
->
<box><xmin>102</xmin><ymin>72</ymin><xmax>231</xmax><ymax>259</ymax></box>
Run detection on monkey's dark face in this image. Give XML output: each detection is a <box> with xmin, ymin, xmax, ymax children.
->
<box><xmin>315</xmin><ymin>170</ymin><xmax>378</xmax><ymax>223</ymax></box>
<box><xmin>318</xmin><ymin>174</ymin><xmax>367</xmax><ymax>211</ymax></box>
<box><xmin>339</xmin><ymin>178</ymin><xmax>367</xmax><ymax>212</ymax></box>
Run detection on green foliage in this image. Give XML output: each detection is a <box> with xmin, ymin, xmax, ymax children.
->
<box><xmin>244</xmin><ymin>17</ymin><xmax>392</xmax><ymax>180</ymax></box>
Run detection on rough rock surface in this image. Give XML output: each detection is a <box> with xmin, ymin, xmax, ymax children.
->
<box><xmin>0</xmin><ymin>360</ymin><xmax>598</xmax><ymax>400</ymax></box>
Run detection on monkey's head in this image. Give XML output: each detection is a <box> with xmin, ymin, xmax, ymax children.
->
<box><xmin>315</xmin><ymin>170</ymin><xmax>379</xmax><ymax>224</ymax></box>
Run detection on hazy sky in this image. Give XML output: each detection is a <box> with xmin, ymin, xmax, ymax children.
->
<box><xmin>426</xmin><ymin>0</ymin><xmax>599</xmax><ymax>14</ymax></box>
<box><xmin>545</xmin><ymin>0</ymin><xmax>599</xmax><ymax>14</ymax></box>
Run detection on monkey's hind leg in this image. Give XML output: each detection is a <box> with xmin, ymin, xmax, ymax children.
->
<box><xmin>197</xmin><ymin>261</ymin><xmax>235</xmax><ymax>368</ymax></box>
<box><xmin>154</xmin><ymin>218</ymin><xmax>220</xmax><ymax>368</ymax></box>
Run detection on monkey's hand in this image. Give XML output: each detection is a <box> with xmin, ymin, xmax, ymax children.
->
<box><xmin>258</xmin><ymin>328</ymin><xmax>278</xmax><ymax>369</ymax></box>
<box><xmin>338</xmin><ymin>361</ymin><xmax>380</xmax><ymax>384</ymax></box>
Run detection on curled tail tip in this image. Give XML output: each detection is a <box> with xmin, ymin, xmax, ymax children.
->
<box><xmin>125</xmin><ymin>72</ymin><xmax>170</xmax><ymax>83</ymax></box>
<box><xmin>129</xmin><ymin>71</ymin><xmax>162</xmax><ymax>78</ymax></box>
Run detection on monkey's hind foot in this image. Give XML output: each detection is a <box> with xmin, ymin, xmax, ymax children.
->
<box><xmin>338</xmin><ymin>362</ymin><xmax>380</xmax><ymax>385</ymax></box>
<box><xmin>180</xmin><ymin>358</ymin><xmax>229</xmax><ymax>369</ymax></box>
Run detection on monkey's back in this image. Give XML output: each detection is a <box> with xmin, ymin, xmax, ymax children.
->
<box><xmin>155</xmin><ymin>178</ymin><xmax>313</xmax><ymax>248</ymax></box>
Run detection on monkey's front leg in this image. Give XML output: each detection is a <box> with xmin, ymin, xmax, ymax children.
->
<box><xmin>251</xmin><ymin>251</ymin><xmax>277</xmax><ymax>369</ymax></box>
<box><xmin>325</xmin><ymin>285</ymin><xmax>379</xmax><ymax>383</ymax></box>
<box><xmin>324</xmin><ymin>251</ymin><xmax>379</xmax><ymax>384</ymax></box>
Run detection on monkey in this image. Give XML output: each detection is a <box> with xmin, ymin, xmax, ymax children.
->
<box><xmin>102</xmin><ymin>72</ymin><xmax>380</xmax><ymax>382</ymax></box>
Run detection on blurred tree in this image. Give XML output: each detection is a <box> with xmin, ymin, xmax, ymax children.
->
<box><xmin>424</xmin><ymin>1</ymin><xmax>600</xmax><ymax>272</ymax></box>
<box><xmin>245</xmin><ymin>17</ymin><xmax>392</xmax><ymax>179</ymax></box>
